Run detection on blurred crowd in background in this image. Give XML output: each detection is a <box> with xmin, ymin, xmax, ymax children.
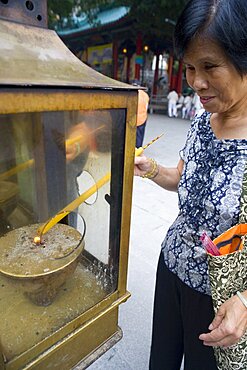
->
<box><xmin>167</xmin><ymin>89</ymin><xmax>203</xmax><ymax>120</ymax></box>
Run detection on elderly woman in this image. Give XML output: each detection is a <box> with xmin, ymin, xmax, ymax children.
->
<box><xmin>134</xmin><ymin>0</ymin><xmax>247</xmax><ymax>369</ymax></box>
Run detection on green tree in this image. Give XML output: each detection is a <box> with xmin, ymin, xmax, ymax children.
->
<box><xmin>48</xmin><ymin>0</ymin><xmax>188</xmax><ymax>34</ymax></box>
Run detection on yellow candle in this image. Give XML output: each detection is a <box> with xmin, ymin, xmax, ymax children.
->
<box><xmin>37</xmin><ymin>172</ymin><xmax>110</xmax><ymax>237</ymax></box>
<box><xmin>0</xmin><ymin>159</ymin><xmax>34</xmax><ymax>181</ymax></box>
<box><xmin>135</xmin><ymin>133</ymin><xmax>164</xmax><ymax>157</ymax></box>
<box><xmin>66</xmin><ymin>125</ymin><xmax>105</xmax><ymax>148</ymax></box>
<box><xmin>36</xmin><ymin>132</ymin><xmax>164</xmax><ymax>240</ymax></box>
<box><xmin>0</xmin><ymin>126</ymin><xmax>105</xmax><ymax>182</ymax></box>
<box><xmin>65</xmin><ymin>135</ymin><xmax>83</xmax><ymax>147</ymax></box>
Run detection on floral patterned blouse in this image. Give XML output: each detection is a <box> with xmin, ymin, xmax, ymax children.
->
<box><xmin>162</xmin><ymin>110</ymin><xmax>247</xmax><ymax>295</ymax></box>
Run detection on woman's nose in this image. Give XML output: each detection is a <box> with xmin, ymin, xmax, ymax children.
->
<box><xmin>193</xmin><ymin>73</ymin><xmax>208</xmax><ymax>90</ymax></box>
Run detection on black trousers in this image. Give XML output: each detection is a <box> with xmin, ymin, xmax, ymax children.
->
<box><xmin>136</xmin><ymin>121</ymin><xmax>147</xmax><ymax>148</ymax></box>
<box><xmin>149</xmin><ymin>253</ymin><xmax>218</xmax><ymax>370</ymax></box>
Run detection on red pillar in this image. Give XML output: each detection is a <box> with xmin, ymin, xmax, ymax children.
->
<box><xmin>176</xmin><ymin>59</ymin><xmax>183</xmax><ymax>94</ymax></box>
<box><xmin>113</xmin><ymin>39</ymin><xmax>118</xmax><ymax>80</ymax></box>
<box><xmin>152</xmin><ymin>53</ymin><xmax>159</xmax><ymax>95</ymax></box>
<box><xmin>167</xmin><ymin>54</ymin><xmax>174</xmax><ymax>89</ymax></box>
<box><xmin>135</xmin><ymin>32</ymin><xmax>142</xmax><ymax>81</ymax></box>
<box><xmin>171</xmin><ymin>75</ymin><xmax>177</xmax><ymax>90</ymax></box>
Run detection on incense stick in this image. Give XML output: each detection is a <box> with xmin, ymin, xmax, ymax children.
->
<box><xmin>135</xmin><ymin>133</ymin><xmax>164</xmax><ymax>156</ymax></box>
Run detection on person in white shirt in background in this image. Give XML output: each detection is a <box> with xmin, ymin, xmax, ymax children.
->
<box><xmin>167</xmin><ymin>89</ymin><xmax>178</xmax><ymax>117</ymax></box>
<box><xmin>176</xmin><ymin>93</ymin><xmax>185</xmax><ymax>117</ymax></box>
<box><xmin>182</xmin><ymin>93</ymin><xmax>193</xmax><ymax>119</ymax></box>
<box><xmin>192</xmin><ymin>92</ymin><xmax>204</xmax><ymax>117</ymax></box>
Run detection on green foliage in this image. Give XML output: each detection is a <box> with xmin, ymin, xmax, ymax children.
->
<box><xmin>48</xmin><ymin>0</ymin><xmax>189</xmax><ymax>32</ymax></box>
<box><xmin>48</xmin><ymin>0</ymin><xmax>115</xmax><ymax>27</ymax></box>
<box><xmin>48</xmin><ymin>0</ymin><xmax>74</xmax><ymax>27</ymax></box>
<box><xmin>126</xmin><ymin>0</ymin><xmax>189</xmax><ymax>37</ymax></box>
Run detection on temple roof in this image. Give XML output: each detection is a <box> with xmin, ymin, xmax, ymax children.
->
<box><xmin>58</xmin><ymin>6</ymin><xmax>130</xmax><ymax>36</ymax></box>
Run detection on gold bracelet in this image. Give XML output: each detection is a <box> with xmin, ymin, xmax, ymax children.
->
<box><xmin>141</xmin><ymin>158</ymin><xmax>159</xmax><ymax>179</ymax></box>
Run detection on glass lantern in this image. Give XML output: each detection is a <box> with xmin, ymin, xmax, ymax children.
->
<box><xmin>0</xmin><ymin>1</ymin><xmax>138</xmax><ymax>369</ymax></box>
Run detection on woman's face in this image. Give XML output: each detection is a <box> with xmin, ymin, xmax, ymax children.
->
<box><xmin>184</xmin><ymin>37</ymin><xmax>247</xmax><ymax>114</ymax></box>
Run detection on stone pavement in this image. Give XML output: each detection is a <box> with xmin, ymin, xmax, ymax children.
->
<box><xmin>75</xmin><ymin>114</ymin><xmax>190</xmax><ymax>370</ymax></box>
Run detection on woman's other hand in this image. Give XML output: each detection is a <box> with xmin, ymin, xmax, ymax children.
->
<box><xmin>199</xmin><ymin>293</ymin><xmax>247</xmax><ymax>347</ymax></box>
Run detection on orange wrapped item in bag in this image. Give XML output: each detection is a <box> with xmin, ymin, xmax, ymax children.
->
<box><xmin>213</xmin><ymin>223</ymin><xmax>247</xmax><ymax>255</ymax></box>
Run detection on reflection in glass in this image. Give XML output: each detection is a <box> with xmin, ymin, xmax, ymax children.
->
<box><xmin>0</xmin><ymin>109</ymin><xmax>125</xmax><ymax>361</ymax></box>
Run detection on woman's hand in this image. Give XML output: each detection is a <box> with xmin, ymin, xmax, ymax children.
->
<box><xmin>135</xmin><ymin>157</ymin><xmax>184</xmax><ymax>192</ymax></box>
<box><xmin>66</xmin><ymin>123</ymin><xmax>91</xmax><ymax>161</ymax></box>
<box><xmin>199</xmin><ymin>293</ymin><xmax>247</xmax><ymax>348</ymax></box>
<box><xmin>134</xmin><ymin>155</ymin><xmax>153</xmax><ymax>177</ymax></box>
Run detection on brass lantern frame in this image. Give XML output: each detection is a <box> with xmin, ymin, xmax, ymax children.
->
<box><xmin>0</xmin><ymin>14</ymin><xmax>138</xmax><ymax>370</ymax></box>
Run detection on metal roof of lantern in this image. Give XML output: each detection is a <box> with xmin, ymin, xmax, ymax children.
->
<box><xmin>0</xmin><ymin>16</ymin><xmax>135</xmax><ymax>90</ymax></box>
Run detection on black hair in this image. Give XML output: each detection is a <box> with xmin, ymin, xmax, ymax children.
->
<box><xmin>174</xmin><ymin>0</ymin><xmax>247</xmax><ymax>76</ymax></box>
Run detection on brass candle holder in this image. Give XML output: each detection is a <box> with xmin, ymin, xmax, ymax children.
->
<box><xmin>0</xmin><ymin>222</ymin><xmax>85</xmax><ymax>306</ymax></box>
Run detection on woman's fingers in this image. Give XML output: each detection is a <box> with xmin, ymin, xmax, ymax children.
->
<box><xmin>199</xmin><ymin>295</ymin><xmax>247</xmax><ymax>347</ymax></box>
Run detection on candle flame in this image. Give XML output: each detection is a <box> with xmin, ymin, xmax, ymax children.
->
<box><xmin>33</xmin><ymin>236</ymin><xmax>41</xmax><ymax>245</ymax></box>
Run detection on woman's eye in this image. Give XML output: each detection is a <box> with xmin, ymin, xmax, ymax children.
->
<box><xmin>205</xmin><ymin>64</ymin><xmax>216</xmax><ymax>70</ymax></box>
<box><xmin>186</xmin><ymin>65</ymin><xmax>195</xmax><ymax>71</ymax></box>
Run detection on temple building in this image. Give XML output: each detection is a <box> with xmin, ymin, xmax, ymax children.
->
<box><xmin>57</xmin><ymin>5</ymin><xmax>184</xmax><ymax>95</ymax></box>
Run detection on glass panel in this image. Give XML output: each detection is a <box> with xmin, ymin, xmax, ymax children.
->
<box><xmin>0</xmin><ymin>109</ymin><xmax>125</xmax><ymax>361</ymax></box>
